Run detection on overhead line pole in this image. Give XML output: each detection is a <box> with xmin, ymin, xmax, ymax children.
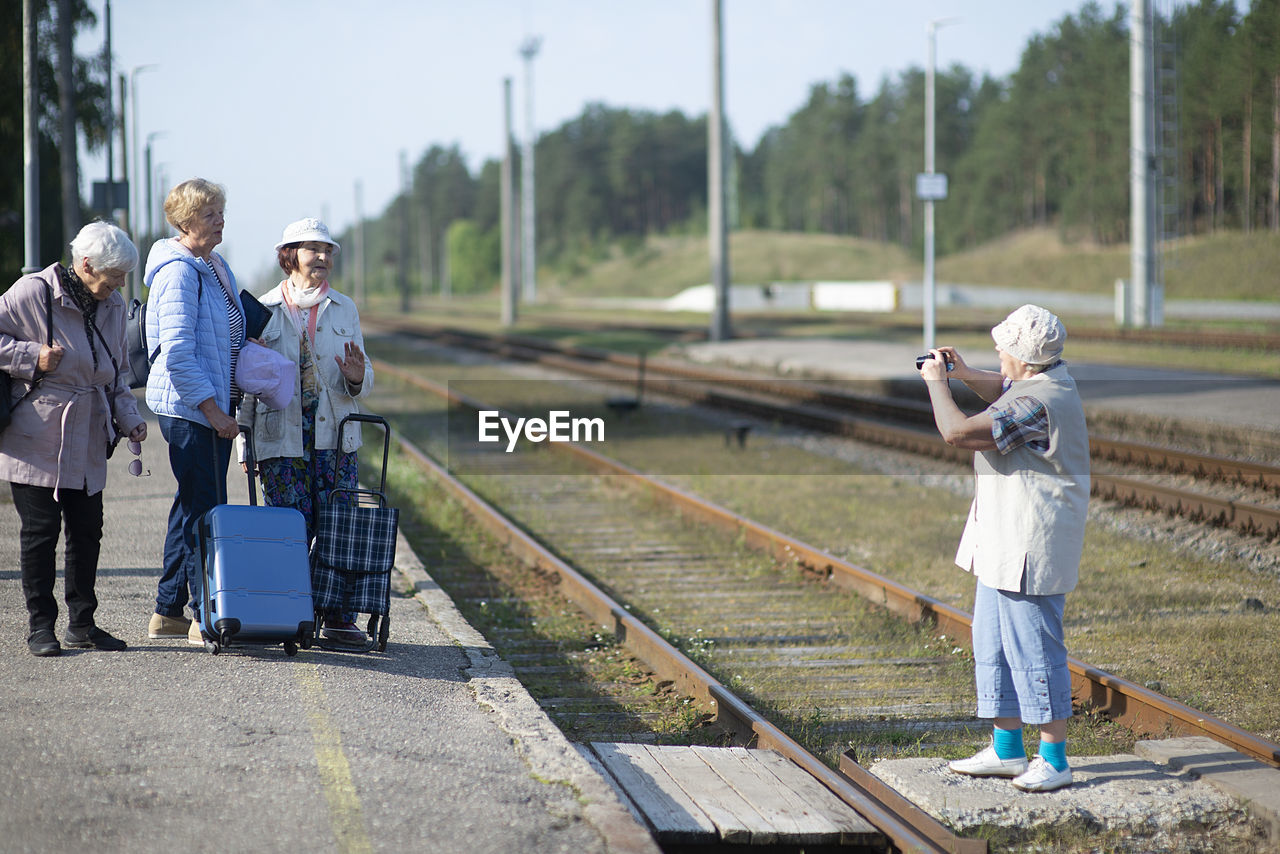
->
<box><xmin>129</xmin><ymin>63</ymin><xmax>157</xmax><ymax>302</ymax></box>
<box><xmin>502</xmin><ymin>77</ymin><xmax>517</xmax><ymax>327</ymax></box>
<box><xmin>22</xmin><ymin>0</ymin><xmax>39</xmax><ymax>273</ymax></box>
<box><xmin>922</xmin><ymin>17</ymin><xmax>958</xmax><ymax>352</ymax></box>
<box><xmin>1130</xmin><ymin>0</ymin><xmax>1157</xmax><ymax>327</ymax></box>
<box><xmin>519</xmin><ymin>36</ymin><xmax>541</xmax><ymax>304</ymax></box>
<box><xmin>708</xmin><ymin>0</ymin><xmax>731</xmax><ymax>342</ymax></box>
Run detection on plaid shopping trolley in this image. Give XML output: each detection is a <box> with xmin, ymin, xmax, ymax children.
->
<box><xmin>311</xmin><ymin>414</ymin><xmax>399</xmax><ymax>651</ymax></box>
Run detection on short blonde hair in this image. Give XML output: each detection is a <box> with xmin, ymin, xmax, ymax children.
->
<box><xmin>164</xmin><ymin>178</ymin><xmax>226</xmax><ymax>233</ymax></box>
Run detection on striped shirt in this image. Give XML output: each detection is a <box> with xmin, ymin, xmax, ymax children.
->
<box><xmin>990</xmin><ymin>389</ymin><xmax>1049</xmax><ymax>455</ymax></box>
<box><xmin>202</xmin><ymin>258</ymin><xmax>244</xmax><ymax>408</ymax></box>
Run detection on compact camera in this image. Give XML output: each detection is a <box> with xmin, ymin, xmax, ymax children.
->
<box><xmin>915</xmin><ymin>353</ymin><xmax>955</xmax><ymax>371</ymax></box>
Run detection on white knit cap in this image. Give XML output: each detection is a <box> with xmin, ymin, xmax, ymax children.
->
<box><xmin>274</xmin><ymin>217</ymin><xmax>340</xmax><ymax>252</ymax></box>
<box><xmin>991</xmin><ymin>304</ymin><xmax>1066</xmax><ymax>365</ymax></box>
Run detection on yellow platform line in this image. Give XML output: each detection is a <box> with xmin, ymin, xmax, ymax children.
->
<box><xmin>297</xmin><ymin>663</ymin><xmax>374</xmax><ymax>854</ymax></box>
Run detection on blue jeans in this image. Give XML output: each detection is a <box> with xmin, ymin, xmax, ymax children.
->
<box><xmin>155</xmin><ymin>416</ymin><xmax>232</xmax><ymax>621</ymax></box>
<box><xmin>971</xmin><ymin>580</ymin><xmax>1071</xmax><ymax>725</ymax></box>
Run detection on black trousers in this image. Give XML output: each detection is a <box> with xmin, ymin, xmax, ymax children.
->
<box><xmin>11</xmin><ymin>483</ymin><xmax>103</xmax><ymax>635</ymax></box>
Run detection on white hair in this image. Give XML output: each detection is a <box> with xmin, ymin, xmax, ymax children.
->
<box><xmin>69</xmin><ymin>221</ymin><xmax>138</xmax><ymax>273</ymax></box>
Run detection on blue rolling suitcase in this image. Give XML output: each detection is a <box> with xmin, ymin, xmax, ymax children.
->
<box><xmin>196</xmin><ymin>427</ymin><xmax>315</xmax><ymax>655</ymax></box>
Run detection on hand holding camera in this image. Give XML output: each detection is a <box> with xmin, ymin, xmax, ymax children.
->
<box><xmin>915</xmin><ymin>353</ymin><xmax>955</xmax><ymax>372</ymax></box>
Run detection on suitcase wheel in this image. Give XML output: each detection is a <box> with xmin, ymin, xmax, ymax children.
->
<box><xmin>204</xmin><ymin>638</ymin><xmax>220</xmax><ymax>655</ymax></box>
<box><xmin>284</xmin><ymin>641</ymin><xmax>299</xmax><ymax>657</ymax></box>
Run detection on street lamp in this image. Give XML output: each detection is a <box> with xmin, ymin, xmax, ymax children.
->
<box><xmin>921</xmin><ymin>18</ymin><xmax>959</xmax><ymax>352</ymax></box>
<box><xmin>519</xmin><ymin>35</ymin><xmax>541</xmax><ymax>304</ymax></box>
<box><xmin>130</xmin><ymin>65</ymin><xmax>158</xmax><ymax>225</ymax></box>
<box><xmin>145</xmin><ymin>131</ymin><xmax>165</xmax><ymax>243</ymax></box>
<box><xmin>129</xmin><ymin>63</ymin><xmax>157</xmax><ymax>301</ymax></box>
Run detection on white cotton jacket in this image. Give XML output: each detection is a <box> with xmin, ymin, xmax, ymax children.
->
<box><xmin>954</xmin><ymin>363</ymin><xmax>1091</xmax><ymax>595</ymax></box>
<box><xmin>236</xmin><ymin>283</ymin><xmax>372</xmax><ymax>462</ymax></box>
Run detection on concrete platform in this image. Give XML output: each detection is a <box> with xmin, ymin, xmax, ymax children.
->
<box><xmin>0</xmin><ymin>411</ymin><xmax>658</xmax><ymax>854</ymax></box>
<box><xmin>868</xmin><ymin>736</ymin><xmax>1279</xmax><ymax>849</ymax></box>
<box><xmin>676</xmin><ymin>337</ymin><xmax>1280</xmax><ymax>435</ymax></box>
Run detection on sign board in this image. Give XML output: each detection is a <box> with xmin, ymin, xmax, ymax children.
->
<box><xmin>92</xmin><ymin>180</ymin><xmax>130</xmax><ymax>212</ymax></box>
<box><xmin>915</xmin><ymin>172</ymin><xmax>948</xmax><ymax>201</ymax></box>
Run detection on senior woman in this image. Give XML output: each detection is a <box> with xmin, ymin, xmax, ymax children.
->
<box><xmin>145</xmin><ymin>178</ymin><xmax>249</xmax><ymax>645</ymax></box>
<box><xmin>0</xmin><ymin>222</ymin><xmax>147</xmax><ymax>656</ymax></box>
<box><xmin>920</xmin><ymin>305</ymin><xmax>1090</xmax><ymax>793</ymax></box>
<box><xmin>237</xmin><ymin>217</ymin><xmax>372</xmax><ymax>644</ymax></box>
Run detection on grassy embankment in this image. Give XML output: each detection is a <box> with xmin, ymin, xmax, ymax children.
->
<box><xmin>371</xmin><ymin>227</ymin><xmax>1280</xmax><ymax>378</ymax></box>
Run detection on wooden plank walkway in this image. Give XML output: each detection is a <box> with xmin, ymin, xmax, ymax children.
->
<box><xmin>585</xmin><ymin>743</ymin><xmax>881</xmax><ymax>850</ymax></box>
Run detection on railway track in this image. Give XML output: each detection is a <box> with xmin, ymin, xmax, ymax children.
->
<box><xmin>370</xmin><ymin>354</ymin><xmax>1280</xmax><ymax>769</ymax></box>
<box><xmin>365</xmin><ymin>355</ymin><xmax>1280</xmax><ymax>851</ymax></box>
<box><xmin>366</xmin><ymin>319</ymin><xmax>1280</xmax><ymax>540</ymax></box>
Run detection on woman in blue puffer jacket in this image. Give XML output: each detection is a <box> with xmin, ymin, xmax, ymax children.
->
<box><xmin>143</xmin><ymin>177</ymin><xmax>247</xmax><ymax>646</ymax></box>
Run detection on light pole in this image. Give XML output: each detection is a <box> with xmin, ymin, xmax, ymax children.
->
<box><xmin>129</xmin><ymin>63</ymin><xmax>157</xmax><ymax>300</ymax></box>
<box><xmin>501</xmin><ymin>77</ymin><xmax>516</xmax><ymax>326</ymax></box>
<box><xmin>709</xmin><ymin>0</ymin><xmax>730</xmax><ymax>342</ymax></box>
<box><xmin>145</xmin><ymin>131</ymin><xmax>165</xmax><ymax>244</ymax></box>
<box><xmin>921</xmin><ymin>17</ymin><xmax>959</xmax><ymax>351</ymax></box>
<box><xmin>22</xmin><ymin>0</ymin><xmax>39</xmax><ymax>273</ymax></box>
<box><xmin>519</xmin><ymin>36</ymin><xmax>541</xmax><ymax>304</ymax></box>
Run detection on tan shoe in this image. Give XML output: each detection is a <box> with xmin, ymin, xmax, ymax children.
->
<box><xmin>148</xmin><ymin>613</ymin><xmax>191</xmax><ymax>639</ymax></box>
<box><xmin>188</xmin><ymin>617</ymin><xmax>205</xmax><ymax>646</ymax></box>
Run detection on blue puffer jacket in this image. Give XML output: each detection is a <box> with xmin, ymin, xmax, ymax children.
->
<box><xmin>143</xmin><ymin>238</ymin><xmax>245</xmax><ymax>425</ymax></box>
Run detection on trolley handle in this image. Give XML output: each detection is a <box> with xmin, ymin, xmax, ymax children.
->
<box><xmin>337</xmin><ymin>414</ymin><xmax>391</xmax><ymax>495</ymax></box>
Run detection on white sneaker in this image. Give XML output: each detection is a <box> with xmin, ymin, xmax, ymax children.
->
<box><xmin>1012</xmin><ymin>756</ymin><xmax>1073</xmax><ymax>792</ymax></box>
<box><xmin>948</xmin><ymin>744</ymin><xmax>1028</xmax><ymax>778</ymax></box>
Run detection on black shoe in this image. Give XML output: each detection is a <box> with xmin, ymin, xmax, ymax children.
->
<box><xmin>63</xmin><ymin>625</ymin><xmax>128</xmax><ymax>651</ymax></box>
<box><xmin>28</xmin><ymin>629</ymin><xmax>62</xmax><ymax>657</ymax></box>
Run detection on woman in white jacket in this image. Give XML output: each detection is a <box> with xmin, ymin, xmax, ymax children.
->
<box><xmin>239</xmin><ymin>218</ymin><xmax>372</xmax><ymax>643</ymax></box>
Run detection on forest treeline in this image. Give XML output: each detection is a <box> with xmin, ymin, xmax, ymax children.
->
<box><xmin>2</xmin><ymin>1</ymin><xmax>1279</xmax><ymax>291</ymax></box>
<box><xmin>350</xmin><ymin>0</ymin><xmax>1280</xmax><ymax>295</ymax></box>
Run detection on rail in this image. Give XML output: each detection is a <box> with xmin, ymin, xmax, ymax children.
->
<box><xmin>375</xmin><ymin>356</ymin><xmax>1280</xmax><ymax>770</ymax></box>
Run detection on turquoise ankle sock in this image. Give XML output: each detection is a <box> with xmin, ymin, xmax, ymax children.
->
<box><xmin>992</xmin><ymin>727</ymin><xmax>1025</xmax><ymax>760</ymax></box>
<box><xmin>1038</xmin><ymin>739</ymin><xmax>1068</xmax><ymax>772</ymax></box>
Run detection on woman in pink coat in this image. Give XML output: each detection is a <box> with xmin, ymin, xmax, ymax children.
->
<box><xmin>0</xmin><ymin>222</ymin><xmax>148</xmax><ymax>657</ymax></box>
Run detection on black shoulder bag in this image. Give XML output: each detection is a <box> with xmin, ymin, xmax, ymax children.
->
<box><xmin>0</xmin><ymin>283</ymin><xmax>55</xmax><ymax>433</ymax></box>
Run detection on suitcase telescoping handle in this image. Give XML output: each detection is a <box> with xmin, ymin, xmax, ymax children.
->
<box><xmin>239</xmin><ymin>424</ymin><xmax>260</xmax><ymax>506</ymax></box>
<box><xmin>208</xmin><ymin>422</ymin><xmax>258</xmax><ymax>504</ymax></box>
<box><xmin>337</xmin><ymin>414</ymin><xmax>391</xmax><ymax>496</ymax></box>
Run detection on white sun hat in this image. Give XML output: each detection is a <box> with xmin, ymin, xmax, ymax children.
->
<box><xmin>991</xmin><ymin>304</ymin><xmax>1066</xmax><ymax>365</ymax></box>
<box><xmin>274</xmin><ymin>217</ymin><xmax>340</xmax><ymax>252</ymax></box>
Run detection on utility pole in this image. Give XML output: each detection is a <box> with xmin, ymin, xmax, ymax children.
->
<box><xmin>129</xmin><ymin>64</ymin><xmax>156</xmax><ymax>301</ymax></box>
<box><xmin>353</xmin><ymin>181</ymin><xmax>365</xmax><ymax>306</ymax></box>
<box><xmin>519</xmin><ymin>36</ymin><xmax>541</xmax><ymax>304</ymax></box>
<box><xmin>398</xmin><ymin>151</ymin><xmax>411</xmax><ymax>313</ymax></box>
<box><xmin>104</xmin><ymin>0</ymin><xmax>112</xmax><ymax>199</ymax></box>
<box><xmin>57</xmin><ymin>0</ymin><xmax>81</xmax><ymax>248</ymax></box>
<box><xmin>1129</xmin><ymin>0</ymin><xmax>1159</xmax><ymax>327</ymax></box>
<box><xmin>708</xmin><ymin>0</ymin><xmax>731</xmax><ymax>342</ymax></box>
<box><xmin>501</xmin><ymin>77</ymin><xmax>517</xmax><ymax>327</ymax></box>
<box><xmin>22</xmin><ymin>0</ymin><xmax>40</xmax><ymax>273</ymax></box>
<box><xmin>145</xmin><ymin>132</ymin><xmax>165</xmax><ymax>245</ymax></box>
<box><xmin>921</xmin><ymin>17</ymin><xmax>958</xmax><ymax>351</ymax></box>
<box><xmin>118</xmin><ymin>74</ymin><xmax>130</xmax><ymax>298</ymax></box>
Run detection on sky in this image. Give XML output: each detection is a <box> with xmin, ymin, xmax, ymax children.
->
<box><xmin>76</xmin><ymin>0</ymin><xmax>1097</xmax><ymax>286</ymax></box>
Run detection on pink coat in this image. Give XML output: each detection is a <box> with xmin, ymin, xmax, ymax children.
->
<box><xmin>0</xmin><ymin>264</ymin><xmax>144</xmax><ymax>496</ymax></box>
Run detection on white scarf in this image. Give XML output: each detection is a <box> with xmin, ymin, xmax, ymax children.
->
<box><xmin>280</xmin><ymin>278</ymin><xmax>329</xmax><ymax>341</ymax></box>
